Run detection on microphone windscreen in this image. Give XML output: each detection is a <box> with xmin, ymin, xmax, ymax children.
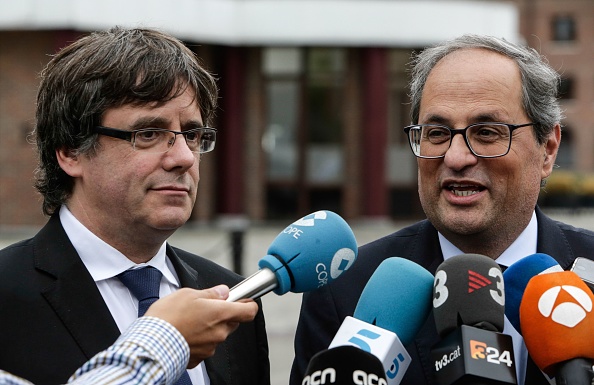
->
<box><xmin>353</xmin><ymin>257</ymin><xmax>434</xmax><ymax>345</ymax></box>
<box><xmin>503</xmin><ymin>253</ymin><xmax>562</xmax><ymax>333</ymax></box>
<box><xmin>258</xmin><ymin>210</ymin><xmax>358</xmax><ymax>295</ymax></box>
<box><xmin>303</xmin><ymin>345</ymin><xmax>387</xmax><ymax>385</ymax></box>
<box><xmin>433</xmin><ymin>254</ymin><xmax>505</xmax><ymax>337</ymax></box>
<box><xmin>519</xmin><ymin>270</ymin><xmax>594</xmax><ymax>375</ymax></box>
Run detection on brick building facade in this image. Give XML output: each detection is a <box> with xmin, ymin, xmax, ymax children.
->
<box><xmin>1</xmin><ymin>0</ymin><xmax>591</xmax><ymax>227</ymax></box>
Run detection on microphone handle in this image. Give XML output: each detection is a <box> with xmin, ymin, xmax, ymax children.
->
<box><xmin>555</xmin><ymin>358</ymin><xmax>594</xmax><ymax>385</ymax></box>
<box><xmin>226</xmin><ymin>268</ymin><xmax>277</xmax><ymax>302</ymax></box>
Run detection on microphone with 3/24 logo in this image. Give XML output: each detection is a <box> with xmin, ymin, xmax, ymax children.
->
<box><xmin>303</xmin><ymin>345</ymin><xmax>388</xmax><ymax>385</ymax></box>
<box><xmin>519</xmin><ymin>270</ymin><xmax>594</xmax><ymax>385</ymax></box>
<box><xmin>328</xmin><ymin>257</ymin><xmax>434</xmax><ymax>384</ymax></box>
<box><xmin>227</xmin><ymin>210</ymin><xmax>357</xmax><ymax>302</ymax></box>
<box><xmin>430</xmin><ymin>254</ymin><xmax>517</xmax><ymax>385</ymax></box>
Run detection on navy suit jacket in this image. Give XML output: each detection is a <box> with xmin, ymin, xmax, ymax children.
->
<box><xmin>0</xmin><ymin>213</ymin><xmax>270</xmax><ymax>385</ymax></box>
<box><xmin>290</xmin><ymin>207</ymin><xmax>594</xmax><ymax>385</ymax></box>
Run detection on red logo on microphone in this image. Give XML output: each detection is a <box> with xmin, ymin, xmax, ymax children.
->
<box><xmin>468</xmin><ymin>270</ymin><xmax>492</xmax><ymax>293</ymax></box>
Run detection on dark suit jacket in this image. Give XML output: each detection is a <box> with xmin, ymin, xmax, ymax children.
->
<box><xmin>290</xmin><ymin>207</ymin><xmax>594</xmax><ymax>385</ymax></box>
<box><xmin>0</xmin><ymin>213</ymin><xmax>270</xmax><ymax>385</ymax></box>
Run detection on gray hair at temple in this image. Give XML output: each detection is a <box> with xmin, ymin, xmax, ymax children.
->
<box><xmin>408</xmin><ymin>34</ymin><xmax>563</xmax><ymax>146</ymax></box>
<box><xmin>34</xmin><ymin>27</ymin><xmax>218</xmax><ymax>216</ymax></box>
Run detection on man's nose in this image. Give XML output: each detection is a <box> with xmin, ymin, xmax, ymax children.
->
<box><xmin>443</xmin><ymin>134</ymin><xmax>478</xmax><ymax>170</ymax></box>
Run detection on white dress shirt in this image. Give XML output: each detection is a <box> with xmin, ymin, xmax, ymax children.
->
<box><xmin>60</xmin><ymin>205</ymin><xmax>209</xmax><ymax>385</ymax></box>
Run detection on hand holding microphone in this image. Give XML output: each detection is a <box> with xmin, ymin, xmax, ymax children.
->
<box><xmin>227</xmin><ymin>210</ymin><xmax>358</xmax><ymax>302</ymax></box>
<box><xmin>329</xmin><ymin>257</ymin><xmax>434</xmax><ymax>384</ymax></box>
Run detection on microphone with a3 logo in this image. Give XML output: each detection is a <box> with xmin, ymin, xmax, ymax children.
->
<box><xmin>430</xmin><ymin>254</ymin><xmax>517</xmax><ymax>385</ymax></box>
<box><xmin>519</xmin><ymin>270</ymin><xmax>594</xmax><ymax>385</ymax></box>
<box><xmin>327</xmin><ymin>257</ymin><xmax>434</xmax><ymax>384</ymax></box>
<box><xmin>227</xmin><ymin>210</ymin><xmax>358</xmax><ymax>302</ymax></box>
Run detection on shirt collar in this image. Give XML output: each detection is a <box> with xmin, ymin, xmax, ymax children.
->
<box><xmin>438</xmin><ymin>211</ymin><xmax>538</xmax><ymax>268</ymax></box>
<box><xmin>59</xmin><ymin>205</ymin><xmax>180</xmax><ymax>286</ymax></box>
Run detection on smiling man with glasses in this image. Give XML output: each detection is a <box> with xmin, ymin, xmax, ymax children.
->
<box><xmin>291</xmin><ymin>34</ymin><xmax>594</xmax><ymax>385</ymax></box>
<box><xmin>0</xmin><ymin>27</ymin><xmax>269</xmax><ymax>385</ymax></box>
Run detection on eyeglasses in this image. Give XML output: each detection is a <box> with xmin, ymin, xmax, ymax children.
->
<box><xmin>93</xmin><ymin>126</ymin><xmax>217</xmax><ymax>154</ymax></box>
<box><xmin>403</xmin><ymin>122</ymin><xmax>534</xmax><ymax>159</ymax></box>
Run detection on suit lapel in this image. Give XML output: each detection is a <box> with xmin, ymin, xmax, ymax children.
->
<box><xmin>407</xmin><ymin>221</ymin><xmax>444</xmax><ymax>384</ymax></box>
<box><xmin>166</xmin><ymin>246</ymin><xmax>232</xmax><ymax>385</ymax></box>
<box><xmin>167</xmin><ymin>245</ymin><xmax>202</xmax><ymax>289</ymax></box>
<box><xmin>535</xmin><ymin>207</ymin><xmax>575</xmax><ymax>269</ymax></box>
<box><xmin>34</xmin><ymin>214</ymin><xmax>120</xmax><ymax>359</ymax></box>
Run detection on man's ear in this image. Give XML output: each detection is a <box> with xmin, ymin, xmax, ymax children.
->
<box><xmin>56</xmin><ymin>147</ymin><xmax>83</xmax><ymax>177</ymax></box>
<box><xmin>542</xmin><ymin>123</ymin><xmax>561</xmax><ymax>179</ymax></box>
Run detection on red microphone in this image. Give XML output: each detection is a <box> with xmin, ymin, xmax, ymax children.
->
<box><xmin>520</xmin><ymin>270</ymin><xmax>594</xmax><ymax>383</ymax></box>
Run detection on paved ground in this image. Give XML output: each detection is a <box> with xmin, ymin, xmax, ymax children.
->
<box><xmin>1</xmin><ymin>208</ymin><xmax>593</xmax><ymax>385</ymax></box>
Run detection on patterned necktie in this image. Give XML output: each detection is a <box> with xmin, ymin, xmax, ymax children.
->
<box><xmin>118</xmin><ymin>267</ymin><xmax>193</xmax><ymax>385</ymax></box>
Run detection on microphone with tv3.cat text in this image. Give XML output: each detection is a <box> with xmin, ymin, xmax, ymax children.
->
<box><xmin>503</xmin><ymin>253</ymin><xmax>563</xmax><ymax>334</ymax></box>
<box><xmin>431</xmin><ymin>254</ymin><xmax>517</xmax><ymax>385</ymax></box>
<box><xmin>329</xmin><ymin>257</ymin><xmax>434</xmax><ymax>384</ymax></box>
<box><xmin>302</xmin><ymin>345</ymin><xmax>388</xmax><ymax>385</ymax></box>
<box><xmin>227</xmin><ymin>210</ymin><xmax>357</xmax><ymax>302</ymax></box>
<box><xmin>520</xmin><ymin>270</ymin><xmax>594</xmax><ymax>385</ymax></box>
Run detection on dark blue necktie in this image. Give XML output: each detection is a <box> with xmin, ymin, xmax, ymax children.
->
<box><xmin>118</xmin><ymin>266</ymin><xmax>193</xmax><ymax>385</ymax></box>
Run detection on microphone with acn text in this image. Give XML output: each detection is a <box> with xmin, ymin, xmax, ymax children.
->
<box><xmin>227</xmin><ymin>210</ymin><xmax>358</xmax><ymax>302</ymax></box>
<box><xmin>329</xmin><ymin>257</ymin><xmax>434</xmax><ymax>384</ymax></box>
<box><xmin>519</xmin><ymin>270</ymin><xmax>594</xmax><ymax>385</ymax></box>
<box><xmin>303</xmin><ymin>345</ymin><xmax>388</xmax><ymax>385</ymax></box>
<box><xmin>503</xmin><ymin>253</ymin><xmax>563</xmax><ymax>334</ymax></box>
<box><xmin>430</xmin><ymin>254</ymin><xmax>516</xmax><ymax>385</ymax></box>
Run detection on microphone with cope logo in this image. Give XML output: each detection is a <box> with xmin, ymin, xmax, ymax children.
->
<box><xmin>226</xmin><ymin>210</ymin><xmax>358</xmax><ymax>302</ymax></box>
<box><xmin>430</xmin><ymin>254</ymin><xmax>517</xmax><ymax>385</ymax></box>
<box><xmin>329</xmin><ymin>257</ymin><xmax>434</xmax><ymax>384</ymax></box>
<box><xmin>519</xmin><ymin>270</ymin><xmax>594</xmax><ymax>384</ymax></box>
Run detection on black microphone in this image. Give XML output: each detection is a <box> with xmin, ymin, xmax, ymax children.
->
<box><xmin>431</xmin><ymin>254</ymin><xmax>517</xmax><ymax>385</ymax></box>
<box><xmin>570</xmin><ymin>256</ymin><xmax>594</xmax><ymax>293</ymax></box>
<box><xmin>303</xmin><ymin>345</ymin><xmax>388</xmax><ymax>385</ymax></box>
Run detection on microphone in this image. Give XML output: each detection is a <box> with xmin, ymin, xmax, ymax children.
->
<box><xmin>570</xmin><ymin>257</ymin><xmax>594</xmax><ymax>293</ymax></box>
<box><xmin>302</xmin><ymin>345</ymin><xmax>388</xmax><ymax>385</ymax></box>
<box><xmin>430</xmin><ymin>254</ymin><xmax>517</xmax><ymax>385</ymax></box>
<box><xmin>226</xmin><ymin>210</ymin><xmax>358</xmax><ymax>302</ymax></box>
<box><xmin>329</xmin><ymin>257</ymin><xmax>434</xmax><ymax>384</ymax></box>
<box><xmin>503</xmin><ymin>253</ymin><xmax>563</xmax><ymax>333</ymax></box>
<box><xmin>519</xmin><ymin>270</ymin><xmax>594</xmax><ymax>384</ymax></box>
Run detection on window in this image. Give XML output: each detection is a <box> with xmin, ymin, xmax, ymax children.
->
<box><xmin>552</xmin><ymin>15</ymin><xmax>576</xmax><ymax>42</ymax></box>
<box><xmin>262</xmin><ymin>48</ymin><xmax>303</xmax><ymax>181</ymax></box>
<box><xmin>559</xmin><ymin>77</ymin><xmax>575</xmax><ymax>100</ymax></box>
<box><xmin>305</xmin><ymin>48</ymin><xmax>346</xmax><ymax>184</ymax></box>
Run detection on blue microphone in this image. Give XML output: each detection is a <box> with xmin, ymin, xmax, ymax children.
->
<box><xmin>502</xmin><ymin>253</ymin><xmax>562</xmax><ymax>333</ymax></box>
<box><xmin>330</xmin><ymin>257</ymin><xmax>434</xmax><ymax>384</ymax></box>
<box><xmin>227</xmin><ymin>210</ymin><xmax>358</xmax><ymax>302</ymax></box>
<box><xmin>353</xmin><ymin>257</ymin><xmax>434</xmax><ymax>346</ymax></box>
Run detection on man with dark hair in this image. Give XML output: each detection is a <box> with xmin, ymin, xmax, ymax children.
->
<box><xmin>0</xmin><ymin>27</ymin><xmax>269</xmax><ymax>385</ymax></box>
<box><xmin>291</xmin><ymin>34</ymin><xmax>594</xmax><ymax>385</ymax></box>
